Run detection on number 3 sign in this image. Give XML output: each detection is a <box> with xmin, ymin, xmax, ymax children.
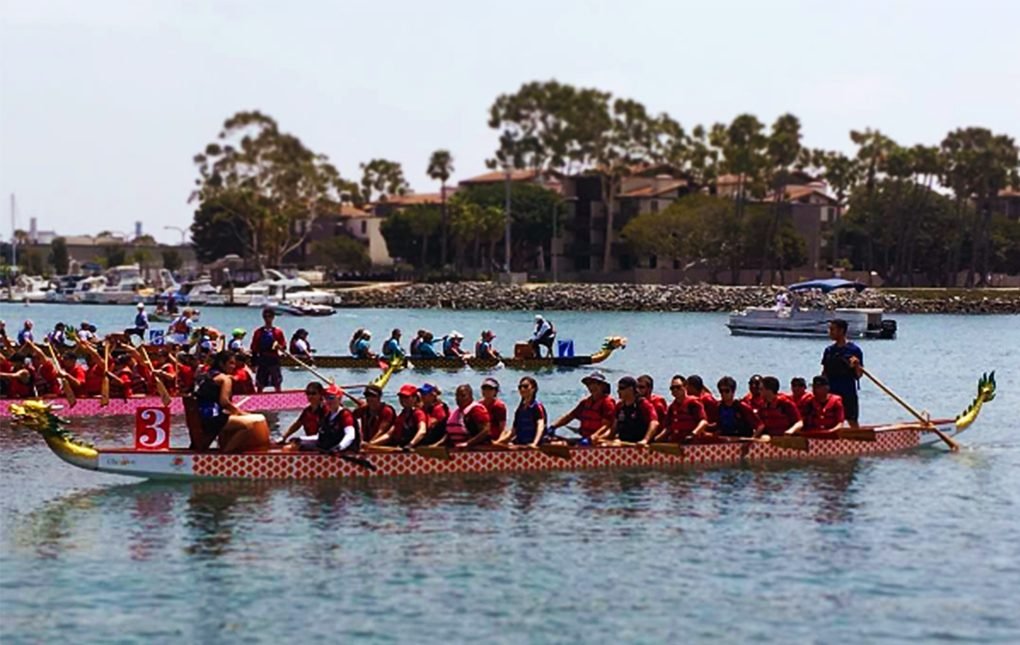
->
<box><xmin>135</xmin><ymin>407</ymin><xmax>171</xmax><ymax>450</ymax></box>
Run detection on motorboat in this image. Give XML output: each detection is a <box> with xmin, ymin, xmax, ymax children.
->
<box><xmin>45</xmin><ymin>275</ymin><xmax>88</xmax><ymax>302</ymax></box>
<box><xmin>727</xmin><ymin>278</ymin><xmax>897</xmax><ymax>339</ymax></box>
<box><xmin>82</xmin><ymin>265</ymin><xmax>155</xmax><ymax>304</ymax></box>
<box><xmin>9</xmin><ymin>275</ymin><xmax>54</xmax><ymax>302</ymax></box>
<box><xmin>232</xmin><ymin>269</ymin><xmax>338</xmax><ymax>306</ymax></box>
<box><xmin>247</xmin><ymin>295</ymin><xmax>335</xmax><ymax>316</ymax></box>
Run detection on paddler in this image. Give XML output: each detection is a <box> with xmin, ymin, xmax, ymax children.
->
<box><xmin>800</xmin><ymin>375</ymin><xmax>845</xmax><ymax>433</ymax></box>
<box><xmin>529</xmin><ymin>315</ymin><xmax>556</xmax><ymax>358</ymax></box>
<box><xmin>789</xmin><ymin>377</ymin><xmax>809</xmax><ymax>406</ymax></box>
<box><xmin>821</xmin><ymin>319</ymin><xmax>863</xmax><ymax>428</ymax></box>
<box><xmin>598</xmin><ymin>376</ymin><xmax>658</xmax><ymax>446</ymax></box>
<box><xmin>74</xmin><ymin>336</ymin><xmax>108</xmax><ymax>396</ymax></box>
<box><xmin>284</xmin><ymin>384</ymin><xmax>359</xmax><ymax>453</ymax></box>
<box><xmin>497</xmin><ymin>376</ymin><xmax>548</xmax><ymax>448</ymax></box>
<box><xmin>354</xmin><ymin>384</ymin><xmax>396</xmax><ymax>444</ymax></box>
<box><xmin>23</xmin><ymin>341</ymin><xmax>61</xmax><ymax>396</ymax></box>
<box><xmin>758</xmin><ymin>375</ymin><xmax>804</xmax><ymax>437</ymax></box>
<box><xmin>416</xmin><ymin>331</ymin><xmax>440</xmax><ymax>358</ymax></box>
<box><xmin>280</xmin><ymin>381</ymin><xmax>326</xmax><ymax>444</ymax></box>
<box><xmin>289</xmin><ymin>328</ymin><xmax>313</xmax><ymax>359</ymax></box>
<box><xmin>192</xmin><ymin>350</ymin><xmax>271</xmax><ymax>452</ymax></box>
<box><xmin>418</xmin><ymin>383</ymin><xmax>449</xmax><ymax>445</ymax></box>
<box><xmin>381</xmin><ymin>328</ymin><xmax>405</xmax><ymax>362</ymax></box>
<box><xmin>250</xmin><ymin>307</ymin><xmax>286</xmax><ymax>393</ymax></box>
<box><xmin>0</xmin><ymin>354</ymin><xmax>36</xmax><ymax>399</ymax></box>
<box><xmin>636</xmin><ymin>374</ymin><xmax>668</xmax><ymax>424</ymax></box>
<box><xmin>479</xmin><ymin>377</ymin><xmax>508</xmax><ymax>442</ymax></box>
<box><xmin>167</xmin><ymin>309</ymin><xmax>195</xmax><ymax>345</ymax></box>
<box><xmin>58</xmin><ymin>350</ymin><xmax>87</xmax><ymax>396</ymax></box>
<box><xmin>659</xmin><ymin>374</ymin><xmax>709</xmax><ymax>443</ymax></box>
<box><xmin>351</xmin><ymin>329</ymin><xmax>376</xmax><ymax>359</ymax></box>
<box><xmin>475</xmin><ymin>330</ymin><xmax>501</xmax><ymax>360</ymax></box>
<box><xmin>368</xmin><ymin>383</ymin><xmax>429</xmax><ymax>449</ymax></box>
<box><xmin>549</xmin><ymin>371</ymin><xmax>615</xmax><ymax>443</ymax></box>
<box><xmin>709</xmin><ymin>376</ymin><xmax>763</xmax><ymax>438</ymax></box>
<box><xmin>17</xmin><ymin>320</ymin><xmax>34</xmax><ymax>345</ymax></box>
<box><xmin>47</xmin><ymin>322</ymin><xmax>68</xmax><ymax>348</ymax></box>
<box><xmin>446</xmin><ymin>384</ymin><xmax>492</xmax><ymax>448</ymax></box>
<box><xmin>742</xmin><ymin>374</ymin><xmax>764</xmax><ymax>412</ymax></box>
<box><xmin>231</xmin><ymin>352</ymin><xmax>256</xmax><ymax>395</ymax></box>
<box><xmin>442</xmin><ymin>331</ymin><xmax>468</xmax><ymax>359</ymax></box>
<box><xmin>227</xmin><ymin>328</ymin><xmax>247</xmax><ymax>352</ymax></box>
<box><xmin>685</xmin><ymin>375</ymin><xmax>720</xmax><ymax>421</ymax></box>
<box><xmin>408</xmin><ymin>329</ymin><xmax>426</xmax><ymax>357</ymax></box>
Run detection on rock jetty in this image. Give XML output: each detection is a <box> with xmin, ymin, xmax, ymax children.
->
<box><xmin>337</xmin><ymin>283</ymin><xmax>1020</xmax><ymax>314</ymax></box>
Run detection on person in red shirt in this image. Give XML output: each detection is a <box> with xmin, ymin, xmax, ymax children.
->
<box><xmin>354</xmin><ymin>384</ymin><xmax>397</xmax><ymax>444</ymax></box>
<box><xmin>789</xmin><ymin>377</ymin><xmax>809</xmax><ymax>406</ymax></box>
<box><xmin>685</xmin><ymin>374</ymin><xmax>720</xmax><ymax>421</ymax></box>
<box><xmin>550</xmin><ymin>371</ymin><xmax>615</xmax><ymax>441</ymax></box>
<box><xmin>636</xmin><ymin>374</ymin><xmax>668</xmax><ymax>424</ymax></box>
<box><xmin>250</xmin><ymin>308</ymin><xmax>286</xmax><ymax>393</ymax></box>
<box><xmin>599</xmin><ymin>376</ymin><xmax>658</xmax><ymax>445</ymax></box>
<box><xmin>446</xmin><ymin>384</ymin><xmax>492</xmax><ymax>448</ymax></box>
<box><xmin>59</xmin><ymin>351</ymin><xmax>87</xmax><ymax>396</ymax></box>
<box><xmin>758</xmin><ymin>376</ymin><xmax>803</xmax><ymax>437</ymax></box>
<box><xmin>367</xmin><ymin>383</ymin><xmax>429</xmax><ymax>449</ymax></box>
<box><xmin>709</xmin><ymin>376</ymin><xmax>764</xmax><ymax>438</ymax></box>
<box><xmin>743</xmin><ymin>374</ymin><xmax>765</xmax><ymax>413</ymax></box>
<box><xmin>147</xmin><ymin>349</ymin><xmax>177</xmax><ymax>396</ymax></box>
<box><xmin>76</xmin><ymin>339</ymin><xmax>108</xmax><ymax>397</ymax></box>
<box><xmin>418</xmin><ymin>383</ymin><xmax>449</xmax><ymax>445</ymax></box>
<box><xmin>479</xmin><ymin>377</ymin><xmax>507</xmax><ymax>441</ymax></box>
<box><xmin>280</xmin><ymin>381</ymin><xmax>326</xmax><ymax>444</ymax></box>
<box><xmin>660</xmin><ymin>374</ymin><xmax>709</xmax><ymax>442</ymax></box>
<box><xmin>0</xmin><ymin>354</ymin><xmax>36</xmax><ymax>398</ymax></box>
<box><xmin>175</xmin><ymin>352</ymin><xmax>198</xmax><ymax>395</ymax></box>
<box><xmin>110</xmin><ymin>354</ymin><xmax>137</xmax><ymax>398</ymax></box>
<box><xmin>231</xmin><ymin>353</ymin><xmax>256</xmax><ymax>396</ymax></box>
<box><xmin>801</xmin><ymin>375</ymin><xmax>846</xmax><ymax>433</ymax></box>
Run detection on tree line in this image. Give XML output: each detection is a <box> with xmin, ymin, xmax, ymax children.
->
<box><xmin>188</xmin><ymin>83</ymin><xmax>1019</xmax><ymax>285</ymax></box>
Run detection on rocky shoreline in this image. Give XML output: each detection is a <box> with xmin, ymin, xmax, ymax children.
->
<box><xmin>337</xmin><ymin>282</ymin><xmax>1020</xmax><ymax>314</ymax></box>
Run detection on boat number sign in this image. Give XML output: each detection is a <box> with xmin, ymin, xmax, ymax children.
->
<box><xmin>135</xmin><ymin>407</ymin><xmax>171</xmax><ymax>451</ymax></box>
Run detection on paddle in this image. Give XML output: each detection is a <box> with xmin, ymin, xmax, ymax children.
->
<box><xmin>753</xmin><ymin>435</ymin><xmax>809</xmax><ymax>451</ymax></box>
<box><xmin>538</xmin><ymin>444</ymin><xmax>572</xmax><ymax>460</ymax></box>
<box><xmin>321</xmin><ymin>449</ymin><xmax>377</xmax><ymax>471</ymax></box>
<box><xmin>45</xmin><ymin>342</ymin><xmax>77</xmax><ymax>408</ymax></box>
<box><xmin>100</xmin><ymin>341</ymin><xmax>110</xmax><ymax>407</ymax></box>
<box><xmin>412</xmin><ymin>445</ymin><xmax>451</xmax><ymax>460</ymax></box>
<box><xmin>139</xmin><ymin>346</ymin><xmax>172</xmax><ymax>408</ymax></box>
<box><xmin>837</xmin><ymin>428</ymin><xmax>876</xmax><ymax>442</ymax></box>
<box><xmin>860</xmin><ymin>366</ymin><xmax>960</xmax><ymax>452</ymax></box>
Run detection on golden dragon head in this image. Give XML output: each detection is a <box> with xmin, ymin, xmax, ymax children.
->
<box><xmin>601</xmin><ymin>336</ymin><xmax>628</xmax><ymax>352</ymax></box>
<box><xmin>954</xmin><ymin>371</ymin><xmax>996</xmax><ymax>432</ymax></box>
<box><xmin>8</xmin><ymin>400</ymin><xmax>71</xmax><ymax>434</ymax></box>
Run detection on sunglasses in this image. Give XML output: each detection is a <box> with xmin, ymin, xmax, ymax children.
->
<box><xmin>518</xmin><ymin>384</ymin><xmax>532</xmax><ymax>390</ymax></box>
<box><xmin>669</xmin><ymin>385</ymin><xmax>685</xmax><ymax>391</ymax></box>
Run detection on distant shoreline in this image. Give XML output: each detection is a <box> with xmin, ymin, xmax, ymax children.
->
<box><xmin>335</xmin><ymin>282</ymin><xmax>1020</xmax><ymax>315</ymax></box>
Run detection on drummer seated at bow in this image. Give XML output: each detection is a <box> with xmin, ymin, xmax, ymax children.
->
<box><xmin>283</xmin><ymin>384</ymin><xmax>360</xmax><ymax>453</ymax></box>
<box><xmin>549</xmin><ymin>371</ymin><xmax>615</xmax><ymax>443</ymax></box>
<box><xmin>657</xmin><ymin>374</ymin><xmax>710</xmax><ymax>443</ymax></box>
<box><xmin>446</xmin><ymin>384</ymin><xmax>492</xmax><ymax>449</ymax></box>
<box><xmin>595</xmin><ymin>376</ymin><xmax>658</xmax><ymax>446</ymax></box>
<box><xmin>757</xmin><ymin>376</ymin><xmax>803</xmax><ymax>437</ymax></box>
<box><xmin>799</xmin><ymin>376</ymin><xmax>845</xmax><ymax>435</ymax></box>
<box><xmin>190</xmin><ymin>350</ymin><xmax>271</xmax><ymax>452</ymax></box>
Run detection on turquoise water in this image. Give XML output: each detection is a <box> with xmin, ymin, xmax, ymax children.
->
<box><xmin>2</xmin><ymin>304</ymin><xmax>1019</xmax><ymax>643</ymax></box>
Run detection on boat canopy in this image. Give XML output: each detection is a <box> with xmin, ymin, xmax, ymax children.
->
<box><xmin>787</xmin><ymin>278</ymin><xmax>866</xmax><ymax>293</ymax></box>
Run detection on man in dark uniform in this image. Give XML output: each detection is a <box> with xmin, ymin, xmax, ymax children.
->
<box><xmin>821</xmin><ymin>319</ymin><xmax>863</xmax><ymax>428</ymax></box>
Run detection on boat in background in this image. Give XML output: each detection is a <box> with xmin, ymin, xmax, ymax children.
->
<box><xmin>0</xmin><ymin>390</ymin><xmax>310</xmax><ymax>418</ymax></box>
<box><xmin>82</xmin><ymin>265</ymin><xmax>154</xmax><ymax>305</ymax></box>
<box><xmin>9</xmin><ymin>275</ymin><xmax>54</xmax><ymax>302</ymax></box>
<box><xmin>727</xmin><ymin>278</ymin><xmax>897</xmax><ymax>339</ymax></box>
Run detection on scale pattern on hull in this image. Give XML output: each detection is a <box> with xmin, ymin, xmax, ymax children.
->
<box><xmin>187</xmin><ymin>429</ymin><xmax>923</xmax><ymax>480</ymax></box>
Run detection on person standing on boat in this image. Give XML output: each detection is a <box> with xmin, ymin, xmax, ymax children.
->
<box><xmin>597</xmin><ymin>376</ymin><xmax>658</xmax><ymax>446</ymax></box>
<box><xmin>800</xmin><ymin>375</ymin><xmax>846</xmax><ymax>433</ymax></box>
<box><xmin>354</xmin><ymin>384</ymin><xmax>396</xmax><ymax>444</ymax></box>
<box><xmin>658</xmin><ymin>374</ymin><xmax>709</xmax><ymax>443</ymax></box>
<box><xmin>549</xmin><ymin>371</ymin><xmax>615</xmax><ymax>443</ymax></box>
<box><xmin>479</xmin><ymin>377</ymin><xmax>507</xmax><ymax>441</ymax></box>
<box><xmin>475</xmin><ymin>330</ymin><xmax>501</xmax><ymax>360</ymax></box>
<box><xmin>192</xmin><ymin>350</ymin><xmax>271</xmax><ymax>452</ymax></box>
<box><xmin>497</xmin><ymin>376</ymin><xmax>548</xmax><ymax>448</ymax></box>
<box><xmin>446</xmin><ymin>384</ymin><xmax>492</xmax><ymax>449</ymax></box>
<box><xmin>280</xmin><ymin>381</ymin><xmax>326</xmax><ymax>444</ymax></box>
<box><xmin>250</xmin><ymin>308</ymin><xmax>286</xmax><ymax>393</ymax></box>
<box><xmin>17</xmin><ymin>320</ymin><xmax>33</xmax><ymax>345</ymax></box>
<box><xmin>529</xmin><ymin>315</ymin><xmax>556</xmax><ymax>358</ymax></box>
<box><xmin>637</xmin><ymin>374</ymin><xmax>668</xmax><ymax>425</ymax></box>
<box><xmin>381</xmin><ymin>329</ymin><xmax>405</xmax><ymax>362</ymax></box>
<box><xmin>126</xmin><ymin>302</ymin><xmax>149</xmax><ymax>342</ymax></box>
<box><xmin>228</xmin><ymin>328</ymin><xmax>247</xmax><ymax>353</ymax></box>
<box><xmin>709</xmin><ymin>376</ymin><xmax>763</xmax><ymax>438</ymax></box>
<box><xmin>822</xmin><ymin>319</ymin><xmax>864</xmax><ymax>429</ymax></box>
<box><xmin>758</xmin><ymin>376</ymin><xmax>804</xmax><ymax>437</ymax></box>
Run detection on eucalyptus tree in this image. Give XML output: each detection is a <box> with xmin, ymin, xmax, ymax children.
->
<box><xmin>426</xmin><ymin>149</ymin><xmax>455</xmax><ymax>266</ymax></box>
<box><xmin>359</xmin><ymin>158</ymin><xmax>410</xmax><ymax>204</ymax></box>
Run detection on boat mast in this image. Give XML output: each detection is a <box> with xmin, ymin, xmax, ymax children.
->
<box><xmin>9</xmin><ymin>193</ymin><xmax>15</xmax><ymax>267</ymax></box>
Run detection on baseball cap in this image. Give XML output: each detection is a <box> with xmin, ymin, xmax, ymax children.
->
<box><xmin>398</xmin><ymin>383</ymin><xmax>419</xmax><ymax>397</ymax></box>
<box><xmin>419</xmin><ymin>383</ymin><xmax>441</xmax><ymax>395</ymax></box>
<box><xmin>324</xmin><ymin>384</ymin><xmax>345</xmax><ymax>398</ymax></box>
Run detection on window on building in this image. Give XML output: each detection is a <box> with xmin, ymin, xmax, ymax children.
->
<box><xmin>361</xmin><ymin>221</ymin><xmax>367</xmax><ymax>235</ymax></box>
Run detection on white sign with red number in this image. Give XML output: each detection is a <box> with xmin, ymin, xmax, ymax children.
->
<box><xmin>135</xmin><ymin>407</ymin><xmax>171</xmax><ymax>451</ymax></box>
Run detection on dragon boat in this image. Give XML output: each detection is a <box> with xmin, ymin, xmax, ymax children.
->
<box><xmin>279</xmin><ymin>336</ymin><xmax>627</xmax><ymax>370</ymax></box>
<box><xmin>0</xmin><ymin>358</ymin><xmax>404</xmax><ymax>419</ymax></box>
<box><xmin>7</xmin><ymin>374</ymin><xmax>995</xmax><ymax>482</ymax></box>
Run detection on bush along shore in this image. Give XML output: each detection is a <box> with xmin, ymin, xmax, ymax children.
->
<box><xmin>337</xmin><ymin>282</ymin><xmax>1020</xmax><ymax>314</ymax></box>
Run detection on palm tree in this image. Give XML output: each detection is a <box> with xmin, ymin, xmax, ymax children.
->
<box><xmin>427</xmin><ymin>150</ymin><xmax>455</xmax><ymax>266</ymax></box>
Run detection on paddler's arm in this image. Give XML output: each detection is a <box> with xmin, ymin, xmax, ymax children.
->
<box><xmin>407</xmin><ymin>416</ymin><xmax>428</xmax><ymax>448</ymax></box>
<box><xmin>530</xmin><ymin>414</ymin><xmax>546</xmax><ymax>449</ymax></box>
<box><xmin>217</xmin><ymin>375</ymin><xmax>242</xmax><ymax>414</ymax></box>
<box><xmin>280</xmin><ymin>415</ymin><xmax>305</xmax><ymax>443</ymax></box>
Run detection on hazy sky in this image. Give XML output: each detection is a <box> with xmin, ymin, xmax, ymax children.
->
<box><xmin>2</xmin><ymin>0</ymin><xmax>1018</xmax><ymax>244</ymax></box>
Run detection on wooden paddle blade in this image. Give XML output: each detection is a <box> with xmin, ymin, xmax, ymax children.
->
<box><xmin>100</xmin><ymin>343</ymin><xmax>110</xmax><ymax>407</ymax></box>
<box><xmin>339</xmin><ymin>454</ymin><xmax>377</xmax><ymax>471</ymax></box>
<box><xmin>155</xmin><ymin>379</ymin><xmax>172</xmax><ymax>408</ymax></box>
<box><xmin>649</xmin><ymin>443</ymin><xmax>683</xmax><ymax>456</ymax></box>
<box><xmin>769</xmin><ymin>436</ymin><xmax>809</xmax><ymax>451</ymax></box>
<box><xmin>414</xmin><ymin>445</ymin><xmax>451</xmax><ymax>461</ymax></box>
<box><xmin>538</xmin><ymin>444</ymin><xmax>572</xmax><ymax>460</ymax></box>
<box><xmin>838</xmin><ymin>428</ymin><xmax>876</xmax><ymax>442</ymax></box>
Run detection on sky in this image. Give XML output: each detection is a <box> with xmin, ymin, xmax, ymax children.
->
<box><xmin>1</xmin><ymin>0</ymin><xmax>1018</xmax><ymax>244</ymax></box>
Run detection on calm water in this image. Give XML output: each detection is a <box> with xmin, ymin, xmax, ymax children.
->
<box><xmin>2</xmin><ymin>303</ymin><xmax>1019</xmax><ymax>643</ymax></box>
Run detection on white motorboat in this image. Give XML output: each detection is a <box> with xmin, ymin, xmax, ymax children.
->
<box><xmin>82</xmin><ymin>265</ymin><xmax>154</xmax><ymax>304</ymax></box>
<box><xmin>727</xmin><ymin>279</ymin><xmax>897</xmax><ymax>339</ymax></box>
<box><xmin>9</xmin><ymin>275</ymin><xmax>54</xmax><ymax>302</ymax></box>
<box><xmin>247</xmin><ymin>295</ymin><xmax>335</xmax><ymax>316</ymax></box>
<box><xmin>232</xmin><ymin>269</ymin><xmax>338</xmax><ymax>306</ymax></box>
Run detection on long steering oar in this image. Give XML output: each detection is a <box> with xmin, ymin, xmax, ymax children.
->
<box><xmin>139</xmin><ymin>346</ymin><xmax>173</xmax><ymax>408</ymax></box>
<box><xmin>282</xmin><ymin>348</ymin><xmax>336</xmax><ymax>386</ymax></box>
<box><xmin>860</xmin><ymin>366</ymin><xmax>960</xmax><ymax>452</ymax></box>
